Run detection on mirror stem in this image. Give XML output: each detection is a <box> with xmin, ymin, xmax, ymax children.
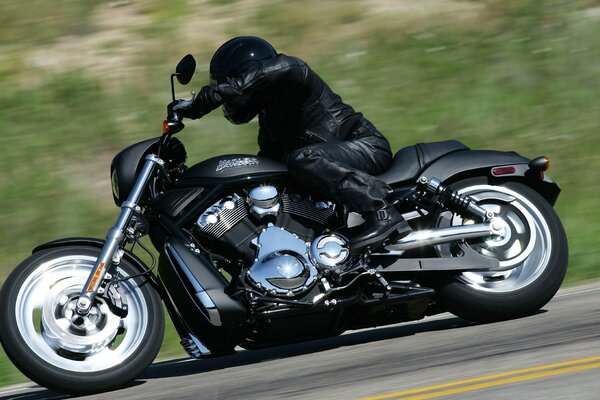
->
<box><xmin>170</xmin><ymin>74</ymin><xmax>177</xmax><ymax>102</ymax></box>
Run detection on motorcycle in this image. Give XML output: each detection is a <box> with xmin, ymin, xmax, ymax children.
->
<box><xmin>0</xmin><ymin>54</ymin><xmax>568</xmax><ymax>395</ymax></box>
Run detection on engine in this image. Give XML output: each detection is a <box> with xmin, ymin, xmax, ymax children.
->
<box><xmin>194</xmin><ymin>185</ymin><xmax>351</xmax><ymax>297</ymax></box>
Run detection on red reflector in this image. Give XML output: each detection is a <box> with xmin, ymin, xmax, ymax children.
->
<box><xmin>492</xmin><ymin>166</ymin><xmax>516</xmax><ymax>176</ymax></box>
<box><xmin>162</xmin><ymin>120</ymin><xmax>170</xmax><ymax>134</ymax></box>
<box><xmin>86</xmin><ymin>262</ymin><xmax>105</xmax><ymax>292</ymax></box>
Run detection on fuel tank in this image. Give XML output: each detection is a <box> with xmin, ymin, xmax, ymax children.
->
<box><xmin>177</xmin><ymin>154</ymin><xmax>288</xmax><ymax>185</ymax></box>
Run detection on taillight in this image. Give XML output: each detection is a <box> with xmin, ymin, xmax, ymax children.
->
<box><xmin>491</xmin><ymin>166</ymin><xmax>517</xmax><ymax>176</ymax></box>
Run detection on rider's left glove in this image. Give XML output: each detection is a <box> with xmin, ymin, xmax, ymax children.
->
<box><xmin>168</xmin><ymin>99</ymin><xmax>201</xmax><ymax>119</ymax></box>
<box><xmin>168</xmin><ymin>86</ymin><xmax>225</xmax><ymax>120</ymax></box>
<box><xmin>194</xmin><ymin>86</ymin><xmax>224</xmax><ymax>115</ymax></box>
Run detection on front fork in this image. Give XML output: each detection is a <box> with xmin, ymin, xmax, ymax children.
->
<box><xmin>76</xmin><ymin>154</ymin><xmax>165</xmax><ymax>315</ymax></box>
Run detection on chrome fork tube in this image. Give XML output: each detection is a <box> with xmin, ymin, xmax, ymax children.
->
<box><xmin>76</xmin><ymin>154</ymin><xmax>164</xmax><ymax>314</ymax></box>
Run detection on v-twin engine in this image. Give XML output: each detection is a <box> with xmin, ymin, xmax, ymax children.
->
<box><xmin>194</xmin><ymin>185</ymin><xmax>350</xmax><ymax>297</ymax></box>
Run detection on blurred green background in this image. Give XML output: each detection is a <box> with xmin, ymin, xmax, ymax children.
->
<box><xmin>1</xmin><ymin>0</ymin><xmax>598</xmax><ymax>387</ymax></box>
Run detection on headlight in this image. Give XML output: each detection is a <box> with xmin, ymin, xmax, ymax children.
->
<box><xmin>163</xmin><ymin>136</ymin><xmax>187</xmax><ymax>170</ymax></box>
<box><xmin>111</xmin><ymin>168</ymin><xmax>120</xmax><ymax>205</ymax></box>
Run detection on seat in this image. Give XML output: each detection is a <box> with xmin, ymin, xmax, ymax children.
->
<box><xmin>377</xmin><ymin>140</ymin><xmax>469</xmax><ymax>185</ymax></box>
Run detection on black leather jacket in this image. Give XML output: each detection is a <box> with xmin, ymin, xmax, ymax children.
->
<box><xmin>197</xmin><ymin>54</ymin><xmax>374</xmax><ymax>162</ymax></box>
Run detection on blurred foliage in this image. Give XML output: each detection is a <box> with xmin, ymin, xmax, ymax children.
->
<box><xmin>1</xmin><ymin>0</ymin><xmax>599</xmax><ymax>387</ymax></box>
<box><xmin>0</xmin><ymin>0</ymin><xmax>96</xmax><ymax>44</ymax></box>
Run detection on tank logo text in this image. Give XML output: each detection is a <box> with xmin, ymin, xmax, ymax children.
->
<box><xmin>216</xmin><ymin>157</ymin><xmax>259</xmax><ymax>172</ymax></box>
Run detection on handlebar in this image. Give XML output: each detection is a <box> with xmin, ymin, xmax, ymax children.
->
<box><xmin>165</xmin><ymin>90</ymin><xmax>197</xmax><ymax>135</ymax></box>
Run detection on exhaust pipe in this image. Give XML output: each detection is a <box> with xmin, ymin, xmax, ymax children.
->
<box><xmin>385</xmin><ymin>221</ymin><xmax>504</xmax><ymax>251</ymax></box>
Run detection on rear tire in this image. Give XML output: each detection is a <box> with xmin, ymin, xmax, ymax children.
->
<box><xmin>0</xmin><ymin>245</ymin><xmax>165</xmax><ymax>394</ymax></box>
<box><xmin>435</xmin><ymin>178</ymin><xmax>568</xmax><ymax>322</ymax></box>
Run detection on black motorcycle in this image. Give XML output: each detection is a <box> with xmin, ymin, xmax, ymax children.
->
<box><xmin>0</xmin><ymin>55</ymin><xmax>568</xmax><ymax>394</ymax></box>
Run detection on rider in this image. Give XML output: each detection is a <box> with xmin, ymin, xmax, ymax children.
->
<box><xmin>175</xmin><ymin>36</ymin><xmax>411</xmax><ymax>251</ymax></box>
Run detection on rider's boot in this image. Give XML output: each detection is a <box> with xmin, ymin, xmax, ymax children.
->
<box><xmin>350</xmin><ymin>204</ymin><xmax>411</xmax><ymax>253</ymax></box>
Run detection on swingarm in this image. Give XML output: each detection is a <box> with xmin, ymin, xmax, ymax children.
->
<box><xmin>375</xmin><ymin>176</ymin><xmax>511</xmax><ymax>272</ymax></box>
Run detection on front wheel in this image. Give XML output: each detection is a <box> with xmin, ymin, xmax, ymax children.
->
<box><xmin>0</xmin><ymin>245</ymin><xmax>165</xmax><ymax>394</ymax></box>
<box><xmin>435</xmin><ymin>178</ymin><xmax>568</xmax><ymax>322</ymax></box>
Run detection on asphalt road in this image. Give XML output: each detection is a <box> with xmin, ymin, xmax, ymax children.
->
<box><xmin>1</xmin><ymin>281</ymin><xmax>599</xmax><ymax>400</ymax></box>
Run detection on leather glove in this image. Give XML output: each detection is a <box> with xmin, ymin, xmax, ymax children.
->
<box><xmin>194</xmin><ymin>85</ymin><xmax>225</xmax><ymax>115</ymax></box>
<box><xmin>168</xmin><ymin>98</ymin><xmax>201</xmax><ymax>119</ymax></box>
<box><xmin>213</xmin><ymin>77</ymin><xmax>243</xmax><ymax>101</ymax></box>
<box><xmin>167</xmin><ymin>86</ymin><xmax>226</xmax><ymax>120</ymax></box>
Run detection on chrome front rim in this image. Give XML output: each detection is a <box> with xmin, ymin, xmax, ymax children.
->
<box><xmin>436</xmin><ymin>185</ymin><xmax>552</xmax><ymax>293</ymax></box>
<box><xmin>15</xmin><ymin>255</ymin><xmax>148</xmax><ymax>372</ymax></box>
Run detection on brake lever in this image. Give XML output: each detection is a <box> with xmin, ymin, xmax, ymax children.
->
<box><xmin>170</xmin><ymin>90</ymin><xmax>197</xmax><ymax>112</ymax></box>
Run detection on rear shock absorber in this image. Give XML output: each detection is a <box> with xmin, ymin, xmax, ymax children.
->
<box><xmin>418</xmin><ymin>176</ymin><xmax>493</xmax><ymax>222</ymax></box>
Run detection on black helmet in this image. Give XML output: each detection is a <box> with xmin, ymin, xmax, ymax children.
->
<box><xmin>209</xmin><ymin>36</ymin><xmax>277</xmax><ymax>83</ymax></box>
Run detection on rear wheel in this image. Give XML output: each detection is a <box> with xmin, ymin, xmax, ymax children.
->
<box><xmin>435</xmin><ymin>178</ymin><xmax>568</xmax><ymax>322</ymax></box>
<box><xmin>0</xmin><ymin>245</ymin><xmax>164</xmax><ymax>394</ymax></box>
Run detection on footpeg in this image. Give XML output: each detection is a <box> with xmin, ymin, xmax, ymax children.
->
<box><xmin>180</xmin><ymin>335</ymin><xmax>211</xmax><ymax>359</ymax></box>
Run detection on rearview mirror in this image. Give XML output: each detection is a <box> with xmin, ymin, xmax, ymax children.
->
<box><xmin>175</xmin><ymin>54</ymin><xmax>196</xmax><ymax>85</ymax></box>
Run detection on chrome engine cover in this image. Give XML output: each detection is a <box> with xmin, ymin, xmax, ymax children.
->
<box><xmin>196</xmin><ymin>194</ymin><xmax>248</xmax><ymax>238</ymax></box>
<box><xmin>247</xmin><ymin>225</ymin><xmax>318</xmax><ymax>297</ymax></box>
<box><xmin>248</xmin><ymin>185</ymin><xmax>280</xmax><ymax>219</ymax></box>
<box><xmin>310</xmin><ymin>234</ymin><xmax>350</xmax><ymax>272</ymax></box>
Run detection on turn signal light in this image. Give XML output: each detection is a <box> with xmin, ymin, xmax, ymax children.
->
<box><xmin>529</xmin><ymin>156</ymin><xmax>549</xmax><ymax>172</ymax></box>
<box><xmin>528</xmin><ymin>156</ymin><xmax>549</xmax><ymax>180</ymax></box>
<box><xmin>162</xmin><ymin>119</ymin><xmax>185</xmax><ymax>135</ymax></box>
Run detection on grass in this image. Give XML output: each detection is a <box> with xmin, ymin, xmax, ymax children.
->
<box><xmin>1</xmin><ymin>0</ymin><xmax>599</xmax><ymax>388</ymax></box>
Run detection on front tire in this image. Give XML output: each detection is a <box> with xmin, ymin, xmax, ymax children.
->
<box><xmin>0</xmin><ymin>245</ymin><xmax>165</xmax><ymax>394</ymax></box>
<box><xmin>435</xmin><ymin>178</ymin><xmax>568</xmax><ymax>322</ymax></box>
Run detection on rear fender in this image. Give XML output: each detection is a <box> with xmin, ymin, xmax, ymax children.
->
<box><xmin>420</xmin><ymin>150</ymin><xmax>561</xmax><ymax>205</ymax></box>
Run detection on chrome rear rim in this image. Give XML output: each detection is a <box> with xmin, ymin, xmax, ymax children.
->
<box><xmin>436</xmin><ymin>185</ymin><xmax>552</xmax><ymax>293</ymax></box>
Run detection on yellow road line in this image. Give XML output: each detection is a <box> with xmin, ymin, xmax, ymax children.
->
<box><xmin>364</xmin><ymin>355</ymin><xmax>600</xmax><ymax>400</ymax></box>
<box><xmin>391</xmin><ymin>362</ymin><xmax>600</xmax><ymax>400</ymax></box>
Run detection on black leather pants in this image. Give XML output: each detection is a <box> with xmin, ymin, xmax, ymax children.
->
<box><xmin>287</xmin><ymin>130</ymin><xmax>393</xmax><ymax>214</ymax></box>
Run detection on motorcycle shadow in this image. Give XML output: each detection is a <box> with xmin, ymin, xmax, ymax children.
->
<box><xmin>143</xmin><ymin>314</ymin><xmax>472</xmax><ymax>380</ymax></box>
<box><xmin>0</xmin><ymin>314</ymin><xmax>472</xmax><ymax>399</ymax></box>
<box><xmin>0</xmin><ymin>381</ymin><xmax>146</xmax><ymax>400</ymax></box>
